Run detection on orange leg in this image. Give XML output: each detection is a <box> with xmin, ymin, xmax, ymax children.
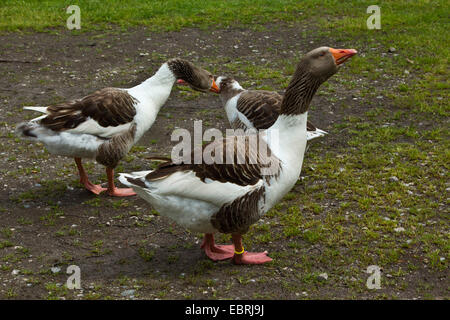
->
<box><xmin>74</xmin><ymin>157</ymin><xmax>106</xmax><ymax>195</ymax></box>
<box><xmin>201</xmin><ymin>233</ymin><xmax>235</xmax><ymax>261</ymax></box>
<box><xmin>232</xmin><ymin>233</ymin><xmax>272</xmax><ymax>265</ymax></box>
<box><xmin>106</xmin><ymin>167</ymin><xmax>136</xmax><ymax>197</ymax></box>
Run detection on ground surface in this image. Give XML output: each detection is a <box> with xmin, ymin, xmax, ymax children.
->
<box><xmin>0</xmin><ymin>2</ymin><xmax>448</xmax><ymax>300</ymax></box>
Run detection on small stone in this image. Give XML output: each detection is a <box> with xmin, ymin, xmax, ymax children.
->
<box><xmin>317</xmin><ymin>273</ymin><xmax>328</xmax><ymax>281</ymax></box>
<box><xmin>404</xmin><ymin>70</ymin><xmax>410</xmax><ymax>75</ymax></box>
<box><xmin>51</xmin><ymin>267</ymin><xmax>61</xmax><ymax>274</ymax></box>
<box><xmin>394</xmin><ymin>227</ymin><xmax>405</xmax><ymax>233</ymax></box>
<box><xmin>12</xmin><ymin>269</ymin><xmax>20</xmax><ymax>275</ymax></box>
<box><xmin>388</xmin><ymin>47</ymin><xmax>396</xmax><ymax>53</ymax></box>
<box><xmin>389</xmin><ymin>176</ymin><xmax>399</xmax><ymax>182</ymax></box>
<box><xmin>121</xmin><ymin>289</ymin><xmax>135</xmax><ymax>297</ymax></box>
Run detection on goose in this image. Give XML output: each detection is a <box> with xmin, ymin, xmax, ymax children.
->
<box><xmin>217</xmin><ymin>77</ymin><xmax>327</xmax><ymax>139</ymax></box>
<box><xmin>17</xmin><ymin>59</ymin><xmax>219</xmax><ymax>197</ymax></box>
<box><xmin>119</xmin><ymin>47</ymin><xmax>357</xmax><ymax>264</ymax></box>
<box><xmin>178</xmin><ymin>77</ymin><xmax>327</xmax><ymax>141</ymax></box>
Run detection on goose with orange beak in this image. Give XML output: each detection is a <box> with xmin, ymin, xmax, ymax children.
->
<box><xmin>17</xmin><ymin>59</ymin><xmax>217</xmax><ymax>197</ymax></box>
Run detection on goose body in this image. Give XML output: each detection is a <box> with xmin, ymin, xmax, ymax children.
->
<box><xmin>18</xmin><ymin>59</ymin><xmax>216</xmax><ymax>196</ymax></box>
<box><xmin>120</xmin><ymin>114</ymin><xmax>307</xmax><ymax>234</ymax></box>
<box><xmin>121</xmin><ymin>47</ymin><xmax>357</xmax><ymax>264</ymax></box>
<box><xmin>213</xmin><ymin>77</ymin><xmax>328</xmax><ymax>141</ymax></box>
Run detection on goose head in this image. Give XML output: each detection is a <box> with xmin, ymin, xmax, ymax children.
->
<box><xmin>168</xmin><ymin>59</ymin><xmax>219</xmax><ymax>93</ymax></box>
<box><xmin>299</xmin><ymin>47</ymin><xmax>357</xmax><ymax>82</ymax></box>
<box><xmin>208</xmin><ymin>76</ymin><xmax>245</xmax><ymax>102</ymax></box>
<box><xmin>280</xmin><ymin>46</ymin><xmax>357</xmax><ymax>115</ymax></box>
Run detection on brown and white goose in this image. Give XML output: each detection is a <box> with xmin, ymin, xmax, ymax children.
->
<box><xmin>119</xmin><ymin>47</ymin><xmax>356</xmax><ymax>264</ymax></box>
<box><xmin>209</xmin><ymin>77</ymin><xmax>328</xmax><ymax>141</ymax></box>
<box><xmin>17</xmin><ymin>59</ymin><xmax>219</xmax><ymax>197</ymax></box>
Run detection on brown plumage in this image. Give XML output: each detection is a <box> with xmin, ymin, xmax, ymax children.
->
<box><xmin>96</xmin><ymin>124</ymin><xmax>137</xmax><ymax>168</ymax></box>
<box><xmin>215</xmin><ymin>77</ymin><xmax>322</xmax><ymax>132</ymax></box>
<box><xmin>41</xmin><ymin>88</ymin><xmax>137</xmax><ymax>131</ymax></box>
<box><xmin>145</xmin><ymin>134</ymin><xmax>281</xmax><ymax>187</ymax></box>
<box><xmin>211</xmin><ymin>186</ymin><xmax>265</xmax><ymax>234</ymax></box>
<box><xmin>168</xmin><ymin>58</ymin><xmax>214</xmax><ymax>92</ymax></box>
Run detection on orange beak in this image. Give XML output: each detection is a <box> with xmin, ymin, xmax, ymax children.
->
<box><xmin>177</xmin><ymin>78</ymin><xmax>220</xmax><ymax>93</ymax></box>
<box><xmin>209</xmin><ymin>79</ymin><xmax>220</xmax><ymax>93</ymax></box>
<box><xmin>329</xmin><ymin>48</ymin><xmax>357</xmax><ymax>65</ymax></box>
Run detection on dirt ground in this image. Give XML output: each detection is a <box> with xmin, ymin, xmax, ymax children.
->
<box><xmin>0</xmin><ymin>24</ymin><xmax>447</xmax><ymax>300</ymax></box>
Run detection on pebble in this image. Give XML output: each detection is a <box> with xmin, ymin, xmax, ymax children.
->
<box><xmin>388</xmin><ymin>47</ymin><xmax>396</xmax><ymax>53</ymax></box>
<box><xmin>317</xmin><ymin>273</ymin><xmax>328</xmax><ymax>281</ymax></box>
<box><xmin>11</xmin><ymin>269</ymin><xmax>20</xmax><ymax>275</ymax></box>
<box><xmin>121</xmin><ymin>289</ymin><xmax>135</xmax><ymax>297</ymax></box>
<box><xmin>389</xmin><ymin>176</ymin><xmax>399</xmax><ymax>182</ymax></box>
<box><xmin>394</xmin><ymin>227</ymin><xmax>405</xmax><ymax>233</ymax></box>
<box><xmin>51</xmin><ymin>267</ymin><xmax>61</xmax><ymax>274</ymax></box>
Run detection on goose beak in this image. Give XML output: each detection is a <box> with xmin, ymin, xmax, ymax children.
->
<box><xmin>329</xmin><ymin>48</ymin><xmax>357</xmax><ymax>65</ymax></box>
<box><xmin>176</xmin><ymin>79</ymin><xmax>188</xmax><ymax>85</ymax></box>
<box><xmin>209</xmin><ymin>79</ymin><xmax>220</xmax><ymax>93</ymax></box>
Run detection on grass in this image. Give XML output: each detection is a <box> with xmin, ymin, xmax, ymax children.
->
<box><xmin>0</xmin><ymin>0</ymin><xmax>309</xmax><ymax>32</ymax></box>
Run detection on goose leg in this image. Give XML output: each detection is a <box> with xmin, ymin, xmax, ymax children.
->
<box><xmin>231</xmin><ymin>233</ymin><xmax>272</xmax><ymax>265</ymax></box>
<box><xmin>74</xmin><ymin>157</ymin><xmax>106</xmax><ymax>195</ymax></box>
<box><xmin>201</xmin><ymin>233</ymin><xmax>235</xmax><ymax>261</ymax></box>
<box><xmin>106</xmin><ymin>167</ymin><xmax>136</xmax><ymax>197</ymax></box>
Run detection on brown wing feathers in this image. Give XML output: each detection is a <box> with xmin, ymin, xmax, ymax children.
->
<box><xmin>145</xmin><ymin>135</ymin><xmax>280</xmax><ymax>187</ymax></box>
<box><xmin>236</xmin><ymin>90</ymin><xmax>320</xmax><ymax>132</ymax></box>
<box><xmin>41</xmin><ymin>88</ymin><xmax>137</xmax><ymax>131</ymax></box>
<box><xmin>236</xmin><ymin>91</ymin><xmax>281</xmax><ymax>129</ymax></box>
